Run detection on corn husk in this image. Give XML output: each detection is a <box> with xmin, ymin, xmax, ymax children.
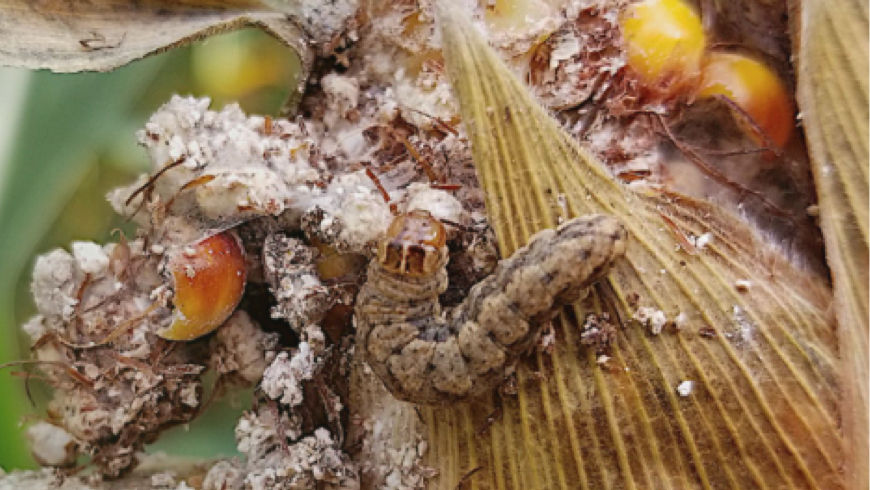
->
<box><xmin>420</xmin><ymin>4</ymin><xmax>845</xmax><ymax>489</ymax></box>
<box><xmin>792</xmin><ymin>0</ymin><xmax>869</xmax><ymax>488</ymax></box>
<box><xmin>0</xmin><ymin>1</ymin><xmax>311</xmax><ymax>75</ymax></box>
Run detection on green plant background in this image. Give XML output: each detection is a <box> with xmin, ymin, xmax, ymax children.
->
<box><xmin>0</xmin><ymin>29</ymin><xmax>300</xmax><ymax>470</ymax></box>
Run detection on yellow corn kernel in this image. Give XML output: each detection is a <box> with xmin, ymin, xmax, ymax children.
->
<box><xmin>698</xmin><ymin>51</ymin><xmax>794</xmax><ymax>148</ymax></box>
<box><xmin>620</xmin><ymin>0</ymin><xmax>706</xmax><ymax>94</ymax></box>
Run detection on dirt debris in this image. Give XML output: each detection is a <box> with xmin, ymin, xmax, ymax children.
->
<box><xmin>580</xmin><ymin>312</ymin><xmax>618</xmax><ymax>352</ymax></box>
<box><xmin>208</xmin><ymin>311</ymin><xmax>279</xmax><ymax>385</ymax></box>
<box><xmin>26</xmin><ymin>422</ymin><xmax>78</xmax><ymax>468</ymax></box>
<box><xmin>633</xmin><ymin>306</ymin><xmax>668</xmax><ymax>335</ymax></box>
<box><xmin>261</xmin><ymin>346</ymin><xmax>317</xmax><ymax>408</ymax></box>
<box><xmin>25</xmin><ymin>238</ymin><xmax>206</xmax><ymax>478</ymax></box>
<box><xmin>262</xmin><ymin>234</ymin><xmax>334</xmax><ymax>333</ymax></box>
<box><xmin>234</xmin><ymin>405</ymin><xmax>359</xmax><ymax>489</ymax></box>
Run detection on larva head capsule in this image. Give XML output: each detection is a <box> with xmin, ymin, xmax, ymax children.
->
<box><xmin>378</xmin><ymin>210</ymin><xmax>447</xmax><ymax>277</ymax></box>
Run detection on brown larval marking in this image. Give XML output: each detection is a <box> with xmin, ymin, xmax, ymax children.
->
<box><xmin>355</xmin><ymin>210</ymin><xmax>628</xmax><ymax>404</ymax></box>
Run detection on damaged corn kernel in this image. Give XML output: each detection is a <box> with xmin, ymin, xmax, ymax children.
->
<box><xmin>158</xmin><ymin>231</ymin><xmax>246</xmax><ymax>341</ymax></box>
<box><xmin>697</xmin><ymin>51</ymin><xmax>794</xmax><ymax>149</ymax></box>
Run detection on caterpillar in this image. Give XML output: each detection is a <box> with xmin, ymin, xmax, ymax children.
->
<box><xmin>355</xmin><ymin>210</ymin><xmax>628</xmax><ymax>404</ymax></box>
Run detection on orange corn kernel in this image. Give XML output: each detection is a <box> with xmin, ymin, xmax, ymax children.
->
<box><xmin>620</xmin><ymin>0</ymin><xmax>706</xmax><ymax>95</ymax></box>
<box><xmin>697</xmin><ymin>51</ymin><xmax>794</xmax><ymax>149</ymax></box>
<box><xmin>158</xmin><ymin>231</ymin><xmax>246</xmax><ymax>341</ymax></box>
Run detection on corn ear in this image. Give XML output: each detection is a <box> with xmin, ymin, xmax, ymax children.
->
<box><xmin>420</xmin><ymin>4</ymin><xmax>845</xmax><ymax>489</ymax></box>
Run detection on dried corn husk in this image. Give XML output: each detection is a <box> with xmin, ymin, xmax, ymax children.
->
<box><xmin>0</xmin><ymin>1</ymin><xmax>311</xmax><ymax>78</ymax></box>
<box><xmin>792</xmin><ymin>0</ymin><xmax>869</xmax><ymax>488</ymax></box>
<box><xmin>420</xmin><ymin>4</ymin><xmax>845</xmax><ymax>489</ymax></box>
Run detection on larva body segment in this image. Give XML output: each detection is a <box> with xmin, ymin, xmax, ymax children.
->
<box><xmin>355</xmin><ymin>211</ymin><xmax>628</xmax><ymax>404</ymax></box>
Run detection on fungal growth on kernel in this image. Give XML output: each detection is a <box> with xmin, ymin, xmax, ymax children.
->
<box><xmin>355</xmin><ymin>210</ymin><xmax>628</xmax><ymax>404</ymax></box>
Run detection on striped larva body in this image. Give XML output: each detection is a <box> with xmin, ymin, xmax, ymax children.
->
<box><xmin>355</xmin><ymin>210</ymin><xmax>628</xmax><ymax>404</ymax></box>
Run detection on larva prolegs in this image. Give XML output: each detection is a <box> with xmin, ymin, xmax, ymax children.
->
<box><xmin>355</xmin><ymin>211</ymin><xmax>627</xmax><ymax>404</ymax></box>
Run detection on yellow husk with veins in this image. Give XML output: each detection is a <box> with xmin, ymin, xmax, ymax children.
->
<box><xmin>793</xmin><ymin>0</ymin><xmax>868</xmax><ymax>488</ymax></box>
<box><xmin>411</xmin><ymin>3</ymin><xmax>849</xmax><ymax>489</ymax></box>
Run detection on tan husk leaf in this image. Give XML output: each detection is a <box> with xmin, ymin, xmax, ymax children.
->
<box><xmin>419</xmin><ymin>4</ymin><xmax>845</xmax><ymax>489</ymax></box>
<box><xmin>792</xmin><ymin>0</ymin><xmax>869</xmax><ymax>488</ymax></box>
<box><xmin>0</xmin><ymin>0</ymin><xmax>311</xmax><ymax>77</ymax></box>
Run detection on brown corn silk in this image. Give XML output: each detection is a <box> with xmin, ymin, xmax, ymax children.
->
<box><xmin>793</xmin><ymin>0</ymin><xmax>869</xmax><ymax>488</ymax></box>
<box><xmin>421</xmin><ymin>4</ymin><xmax>845</xmax><ymax>489</ymax></box>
